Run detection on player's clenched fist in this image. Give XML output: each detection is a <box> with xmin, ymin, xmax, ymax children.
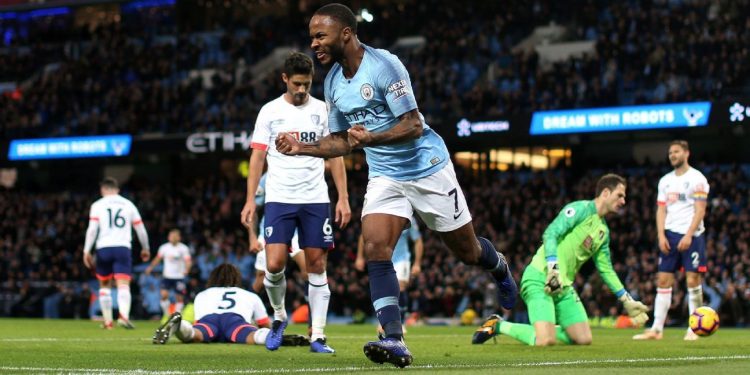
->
<box><xmin>275</xmin><ymin>132</ymin><xmax>301</xmax><ymax>155</ymax></box>
<box><xmin>347</xmin><ymin>125</ymin><xmax>372</xmax><ymax>148</ymax></box>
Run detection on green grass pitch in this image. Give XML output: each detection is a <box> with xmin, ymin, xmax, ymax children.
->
<box><xmin>0</xmin><ymin>319</ymin><xmax>748</xmax><ymax>374</ymax></box>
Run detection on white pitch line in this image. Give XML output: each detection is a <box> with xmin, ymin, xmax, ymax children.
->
<box><xmin>1</xmin><ymin>354</ymin><xmax>749</xmax><ymax>374</ymax></box>
<box><xmin>1</xmin><ymin>338</ymin><xmax>150</xmax><ymax>342</ymax></box>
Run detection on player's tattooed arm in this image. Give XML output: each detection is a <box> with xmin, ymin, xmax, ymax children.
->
<box><xmin>348</xmin><ymin>109</ymin><xmax>423</xmax><ymax>147</ymax></box>
<box><xmin>276</xmin><ymin>131</ymin><xmax>352</xmax><ymax>158</ymax></box>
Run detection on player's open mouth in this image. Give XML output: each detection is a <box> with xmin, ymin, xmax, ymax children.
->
<box><xmin>316</xmin><ymin>52</ymin><xmax>326</xmax><ymax>59</ymax></box>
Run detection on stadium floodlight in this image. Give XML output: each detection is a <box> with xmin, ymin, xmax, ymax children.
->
<box><xmin>360</xmin><ymin>9</ymin><xmax>374</xmax><ymax>22</ymax></box>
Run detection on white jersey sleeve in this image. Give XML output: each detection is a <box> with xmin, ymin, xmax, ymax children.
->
<box><xmin>690</xmin><ymin>170</ymin><xmax>710</xmax><ymax>200</ymax></box>
<box><xmin>251</xmin><ymin>105</ymin><xmax>273</xmax><ymax>151</ymax></box>
<box><xmin>83</xmin><ymin>205</ymin><xmax>100</xmax><ymax>254</ymax></box>
<box><xmin>656</xmin><ymin>176</ymin><xmax>667</xmax><ymax>206</ymax></box>
<box><xmin>180</xmin><ymin>243</ymin><xmax>192</xmax><ymax>258</ymax></box>
<box><xmin>89</xmin><ymin>195</ymin><xmax>143</xmax><ymax>249</ymax></box>
<box><xmin>193</xmin><ymin>287</ymin><xmax>270</xmax><ymax>326</ymax></box>
<box><xmin>130</xmin><ymin>201</ymin><xmax>143</xmax><ymax>226</ymax></box>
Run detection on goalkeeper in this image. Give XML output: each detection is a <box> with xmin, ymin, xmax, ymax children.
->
<box><xmin>473</xmin><ymin>174</ymin><xmax>649</xmax><ymax>346</ymax></box>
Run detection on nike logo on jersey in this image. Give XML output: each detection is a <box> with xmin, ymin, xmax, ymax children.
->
<box><xmin>453</xmin><ymin>210</ymin><xmax>465</xmax><ymax>220</ymax></box>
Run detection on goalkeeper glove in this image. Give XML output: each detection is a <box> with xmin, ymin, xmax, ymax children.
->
<box><xmin>619</xmin><ymin>293</ymin><xmax>649</xmax><ymax>326</ymax></box>
<box><xmin>544</xmin><ymin>260</ymin><xmax>562</xmax><ymax>296</ymax></box>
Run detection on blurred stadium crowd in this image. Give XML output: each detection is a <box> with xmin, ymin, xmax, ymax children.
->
<box><xmin>1</xmin><ymin>163</ymin><xmax>749</xmax><ymax>328</ymax></box>
<box><xmin>1</xmin><ymin>0</ymin><xmax>749</xmax><ymax>328</ymax></box>
<box><xmin>2</xmin><ymin>0</ymin><xmax>748</xmax><ymax>137</ymax></box>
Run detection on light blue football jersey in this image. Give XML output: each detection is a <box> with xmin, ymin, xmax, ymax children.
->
<box><xmin>324</xmin><ymin>44</ymin><xmax>449</xmax><ymax>180</ymax></box>
<box><xmin>392</xmin><ymin>216</ymin><xmax>421</xmax><ymax>263</ymax></box>
<box><xmin>255</xmin><ymin>173</ymin><xmax>267</xmax><ymax>207</ymax></box>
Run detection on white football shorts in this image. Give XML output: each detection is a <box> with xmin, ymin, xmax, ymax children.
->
<box><xmin>393</xmin><ymin>260</ymin><xmax>411</xmax><ymax>282</ymax></box>
<box><xmin>361</xmin><ymin>162</ymin><xmax>472</xmax><ymax>232</ymax></box>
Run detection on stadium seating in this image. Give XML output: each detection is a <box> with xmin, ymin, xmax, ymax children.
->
<box><xmin>1</xmin><ymin>163</ymin><xmax>748</xmax><ymax>327</ymax></box>
<box><xmin>1</xmin><ymin>0</ymin><xmax>749</xmax><ymax>328</ymax></box>
<box><xmin>2</xmin><ymin>1</ymin><xmax>748</xmax><ymax>137</ymax></box>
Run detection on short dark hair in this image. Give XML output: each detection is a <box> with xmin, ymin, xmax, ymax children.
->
<box><xmin>669</xmin><ymin>139</ymin><xmax>689</xmax><ymax>151</ymax></box>
<box><xmin>206</xmin><ymin>264</ymin><xmax>243</xmax><ymax>288</ymax></box>
<box><xmin>595</xmin><ymin>174</ymin><xmax>626</xmax><ymax>196</ymax></box>
<box><xmin>314</xmin><ymin>3</ymin><xmax>357</xmax><ymax>34</ymax></box>
<box><xmin>284</xmin><ymin>52</ymin><xmax>313</xmax><ymax>77</ymax></box>
<box><xmin>99</xmin><ymin>177</ymin><xmax>118</xmax><ymax>189</ymax></box>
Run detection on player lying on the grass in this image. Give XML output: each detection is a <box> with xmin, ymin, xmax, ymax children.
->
<box><xmin>153</xmin><ymin>263</ymin><xmax>307</xmax><ymax>346</ymax></box>
<box><xmin>473</xmin><ymin>174</ymin><xmax>649</xmax><ymax>346</ymax></box>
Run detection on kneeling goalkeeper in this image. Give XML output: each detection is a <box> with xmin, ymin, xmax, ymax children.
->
<box><xmin>473</xmin><ymin>174</ymin><xmax>649</xmax><ymax>346</ymax></box>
